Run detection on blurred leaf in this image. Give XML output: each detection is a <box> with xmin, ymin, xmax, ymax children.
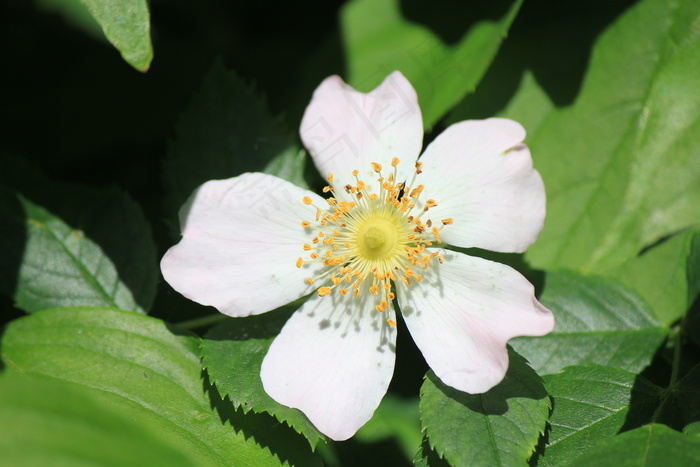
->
<box><xmin>511</xmin><ymin>271</ymin><xmax>668</xmax><ymax>376</ymax></box>
<box><xmin>0</xmin><ymin>374</ymin><xmax>196</xmax><ymax>467</ymax></box>
<box><xmin>420</xmin><ymin>349</ymin><xmax>550</xmax><ymax>467</ymax></box>
<box><xmin>539</xmin><ymin>365</ymin><xmax>660</xmax><ymax>467</ymax></box>
<box><xmin>569</xmin><ymin>424</ymin><xmax>700</xmax><ymax>466</ymax></box>
<box><xmin>78</xmin><ymin>0</ymin><xmax>152</xmax><ymax>71</ymax></box>
<box><xmin>34</xmin><ymin>0</ymin><xmax>104</xmax><ymax>39</ymax></box>
<box><xmin>164</xmin><ymin>61</ymin><xmax>302</xmax><ymax>235</ymax></box>
<box><xmin>603</xmin><ymin>230</ymin><xmax>700</xmax><ymax>325</ymax></box>
<box><xmin>354</xmin><ymin>394</ymin><xmax>422</xmax><ymax>462</ymax></box>
<box><xmin>501</xmin><ymin>0</ymin><xmax>700</xmax><ymax>273</ymax></box>
<box><xmin>201</xmin><ymin>306</ymin><xmax>324</xmax><ymax>448</ymax></box>
<box><xmin>341</xmin><ymin>0</ymin><xmax>523</xmax><ymax>129</ymax></box>
<box><xmin>0</xmin><ymin>190</ymin><xmax>151</xmax><ymax>314</ymax></box>
<box><xmin>498</xmin><ymin>71</ymin><xmax>555</xmax><ymax>137</ymax></box>
<box><xmin>1</xmin><ymin>307</ymin><xmax>321</xmax><ymax>466</ymax></box>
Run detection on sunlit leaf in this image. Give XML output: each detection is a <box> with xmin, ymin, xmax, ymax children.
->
<box><xmin>1</xmin><ymin>308</ymin><xmax>321</xmax><ymax>466</ymax></box>
<box><xmin>538</xmin><ymin>365</ymin><xmax>659</xmax><ymax>466</ymax></box>
<box><xmin>79</xmin><ymin>0</ymin><xmax>153</xmax><ymax>71</ymax></box>
<box><xmin>341</xmin><ymin>0</ymin><xmax>523</xmax><ymax>129</ymax></box>
<box><xmin>569</xmin><ymin>424</ymin><xmax>700</xmax><ymax>466</ymax></box>
<box><xmin>420</xmin><ymin>349</ymin><xmax>550</xmax><ymax>466</ymax></box>
<box><xmin>201</xmin><ymin>306</ymin><xmax>323</xmax><ymax>448</ymax></box>
<box><xmin>0</xmin><ymin>373</ymin><xmax>196</xmax><ymax>467</ymax></box>
<box><xmin>511</xmin><ymin>271</ymin><xmax>668</xmax><ymax>376</ymax></box>
<box><xmin>604</xmin><ymin>229</ymin><xmax>700</xmax><ymax>325</ymax></box>
<box><xmin>501</xmin><ymin>0</ymin><xmax>700</xmax><ymax>273</ymax></box>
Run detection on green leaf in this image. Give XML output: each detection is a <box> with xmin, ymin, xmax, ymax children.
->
<box><xmin>0</xmin><ymin>190</ymin><xmax>152</xmax><ymax>314</ymax></box>
<box><xmin>511</xmin><ymin>271</ymin><xmax>668</xmax><ymax>376</ymax></box>
<box><xmin>341</xmin><ymin>0</ymin><xmax>523</xmax><ymax>129</ymax></box>
<box><xmin>354</xmin><ymin>395</ymin><xmax>422</xmax><ymax>462</ymax></box>
<box><xmin>78</xmin><ymin>0</ymin><xmax>153</xmax><ymax>71</ymax></box>
<box><xmin>420</xmin><ymin>349</ymin><xmax>550</xmax><ymax>467</ymax></box>
<box><xmin>1</xmin><ymin>307</ymin><xmax>321</xmax><ymax>467</ymax></box>
<box><xmin>163</xmin><ymin>61</ymin><xmax>302</xmax><ymax>235</ymax></box>
<box><xmin>569</xmin><ymin>424</ymin><xmax>700</xmax><ymax>466</ymax></box>
<box><xmin>35</xmin><ymin>0</ymin><xmax>104</xmax><ymax>39</ymax></box>
<box><xmin>603</xmin><ymin>230</ymin><xmax>700</xmax><ymax>325</ymax></box>
<box><xmin>539</xmin><ymin>365</ymin><xmax>660</xmax><ymax>467</ymax></box>
<box><xmin>503</xmin><ymin>0</ymin><xmax>700</xmax><ymax>273</ymax></box>
<box><xmin>201</xmin><ymin>306</ymin><xmax>324</xmax><ymax>448</ymax></box>
<box><xmin>0</xmin><ymin>373</ymin><xmax>196</xmax><ymax>467</ymax></box>
<box><xmin>413</xmin><ymin>437</ymin><xmax>451</xmax><ymax>467</ymax></box>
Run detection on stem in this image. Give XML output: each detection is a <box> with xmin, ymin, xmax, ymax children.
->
<box><xmin>175</xmin><ymin>313</ymin><xmax>228</xmax><ymax>330</ymax></box>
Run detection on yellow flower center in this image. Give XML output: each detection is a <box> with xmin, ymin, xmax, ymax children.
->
<box><xmin>296</xmin><ymin>158</ymin><xmax>451</xmax><ymax>326</ymax></box>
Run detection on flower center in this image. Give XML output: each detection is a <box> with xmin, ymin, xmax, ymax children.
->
<box><xmin>296</xmin><ymin>159</ymin><xmax>451</xmax><ymax>326</ymax></box>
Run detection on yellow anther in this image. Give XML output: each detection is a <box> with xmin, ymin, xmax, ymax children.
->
<box><xmin>318</xmin><ymin>287</ymin><xmax>332</xmax><ymax>296</ymax></box>
<box><xmin>415</xmin><ymin>161</ymin><xmax>423</xmax><ymax>173</ymax></box>
<box><xmin>296</xmin><ymin>257</ymin><xmax>303</xmax><ymax>268</ymax></box>
<box><xmin>387</xmin><ymin>292</ymin><xmax>395</xmax><ymax>301</ymax></box>
<box><xmin>370</xmin><ymin>285</ymin><xmax>380</xmax><ymax>296</ymax></box>
<box><xmin>303</xmin><ymin>244</ymin><xmax>312</xmax><ymax>251</ymax></box>
<box><xmin>383</xmin><ymin>282</ymin><xmax>392</xmax><ymax>290</ymax></box>
<box><xmin>352</xmin><ymin>170</ymin><xmax>359</xmax><ymax>177</ymax></box>
<box><xmin>371</xmin><ymin>162</ymin><xmax>382</xmax><ymax>172</ymax></box>
<box><xmin>303</xmin><ymin>196</ymin><xmax>313</xmax><ymax>205</ymax></box>
<box><xmin>301</xmin><ymin>221</ymin><xmax>310</xmax><ymax>228</ymax></box>
<box><xmin>387</xmin><ymin>318</ymin><xmax>397</xmax><ymax>327</ymax></box>
<box><xmin>310</xmin><ymin>253</ymin><xmax>319</xmax><ymax>259</ymax></box>
<box><xmin>391</xmin><ymin>157</ymin><xmax>400</xmax><ymax>167</ymax></box>
<box><xmin>327</xmin><ymin>173</ymin><xmax>334</xmax><ymax>183</ymax></box>
<box><xmin>305</xmin><ymin>278</ymin><xmax>315</xmax><ymax>285</ymax></box>
<box><xmin>442</xmin><ymin>218</ymin><xmax>453</xmax><ymax>225</ymax></box>
<box><xmin>339</xmin><ymin>288</ymin><xmax>348</xmax><ymax>296</ymax></box>
<box><xmin>432</xmin><ymin>226</ymin><xmax>441</xmax><ymax>243</ymax></box>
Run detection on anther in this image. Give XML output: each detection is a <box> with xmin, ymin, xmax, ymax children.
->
<box><xmin>303</xmin><ymin>196</ymin><xmax>313</xmax><ymax>205</ymax></box>
<box><xmin>296</xmin><ymin>257</ymin><xmax>303</xmax><ymax>268</ymax></box>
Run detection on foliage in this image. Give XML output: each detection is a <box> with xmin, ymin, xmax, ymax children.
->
<box><xmin>3</xmin><ymin>0</ymin><xmax>700</xmax><ymax>465</ymax></box>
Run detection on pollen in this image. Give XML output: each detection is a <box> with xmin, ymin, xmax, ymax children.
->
<box><xmin>297</xmin><ymin>160</ymin><xmax>447</xmax><ymax>313</ymax></box>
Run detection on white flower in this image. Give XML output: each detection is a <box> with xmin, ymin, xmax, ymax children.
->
<box><xmin>161</xmin><ymin>71</ymin><xmax>554</xmax><ymax>441</ymax></box>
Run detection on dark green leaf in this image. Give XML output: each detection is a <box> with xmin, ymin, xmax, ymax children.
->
<box><xmin>0</xmin><ymin>190</ymin><xmax>153</xmax><ymax>314</ymax></box>
<box><xmin>163</xmin><ymin>61</ymin><xmax>302</xmax><ymax>234</ymax></box>
<box><xmin>502</xmin><ymin>0</ymin><xmax>700</xmax><ymax>273</ymax></box>
<box><xmin>341</xmin><ymin>0</ymin><xmax>523</xmax><ymax>129</ymax></box>
<box><xmin>413</xmin><ymin>437</ymin><xmax>451</xmax><ymax>467</ymax></box>
<box><xmin>1</xmin><ymin>307</ymin><xmax>321</xmax><ymax>466</ymax></box>
<box><xmin>420</xmin><ymin>349</ymin><xmax>550</xmax><ymax>467</ymax></box>
<box><xmin>201</xmin><ymin>306</ymin><xmax>323</xmax><ymax>448</ymax></box>
<box><xmin>0</xmin><ymin>373</ymin><xmax>196</xmax><ymax>467</ymax></box>
<box><xmin>570</xmin><ymin>424</ymin><xmax>700</xmax><ymax>466</ymax></box>
<box><xmin>79</xmin><ymin>0</ymin><xmax>153</xmax><ymax>71</ymax></box>
<box><xmin>539</xmin><ymin>365</ymin><xmax>660</xmax><ymax>467</ymax></box>
<box><xmin>511</xmin><ymin>271</ymin><xmax>668</xmax><ymax>375</ymax></box>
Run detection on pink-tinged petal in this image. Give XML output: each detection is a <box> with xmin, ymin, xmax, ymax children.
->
<box><xmin>300</xmin><ymin>71</ymin><xmax>423</xmax><ymax>191</ymax></box>
<box><xmin>417</xmin><ymin>118</ymin><xmax>546</xmax><ymax>253</ymax></box>
<box><xmin>261</xmin><ymin>285</ymin><xmax>397</xmax><ymax>441</ymax></box>
<box><xmin>161</xmin><ymin>173</ymin><xmax>326</xmax><ymax>317</ymax></box>
<box><xmin>396</xmin><ymin>250</ymin><xmax>553</xmax><ymax>394</ymax></box>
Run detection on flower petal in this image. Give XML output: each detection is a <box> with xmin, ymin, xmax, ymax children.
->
<box><xmin>417</xmin><ymin>118</ymin><xmax>546</xmax><ymax>253</ymax></box>
<box><xmin>261</xmin><ymin>284</ymin><xmax>397</xmax><ymax>441</ymax></box>
<box><xmin>396</xmin><ymin>250</ymin><xmax>553</xmax><ymax>394</ymax></box>
<box><xmin>300</xmin><ymin>71</ymin><xmax>423</xmax><ymax>191</ymax></box>
<box><xmin>161</xmin><ymin>173</ymin><xmax>326</xmax><ymax>317</ymax></box>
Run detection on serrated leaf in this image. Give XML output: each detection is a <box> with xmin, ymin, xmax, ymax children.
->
<box><xmin>163</xmin><ymin>61</ymin><xmax>302</xmax><ymax>235</ymax></box>
<box><xmin>78</xmin><ymin>0</ymin><xmax>152</xmax><ymax>71</ymax></box>
<box><xmin>603</xmin><ymin>230</ymin><xmax>700</xmax><ymax>325</ymax></box>
<box><xmin>511</xmin><ymin>271</ymin><xmax>668</xmax><ymax>376</ymax></box>
<box><xmin>0</xmin><ymin>373</ymin><xmax>196</xmax><ymax>467</ymax></box>
<box><xmin>0</xmin><ymin>190</ymin><xmax>151</xmax><ymax>314</ymax></box>
<box><xmin>420</xmin><ymin>349</ymin><xmax>550</xmax><ymax>467</ymax></box>
<box><xmin>538</xmin><ymin>365</ymin><xmax>660</xmax><ymax>467</ymax></box>
<box><xmin>201</xmin><ymin>306</ymin><xmax>323</xmax><ymax>448</ymax></box>
<box><xmin>506</xmin><ymin>0</ymin><xmax>700</xmax><ymax>273</ymax></box>
<box><xmin>413</xmin><ymin>436</ymin><xmax>451</xmax><ymax>467</ymax></box>
<box><xmin>569</xmin><ymin>424</ymin><xmax>700</xmax><ymax>467</ymax></box>
<box><xmin>0</xmin><ymin>307</ymin><xmax>321</xmax><ymax>467</ymax></box>
<box><xmin>341</xmin><ymin>0</ymin><xmax>522</xmax><ymax>129</ymax></box>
